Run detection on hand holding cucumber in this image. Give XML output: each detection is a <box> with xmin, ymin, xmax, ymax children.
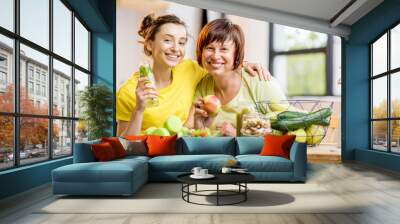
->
<box><xmin>135</xmin><ymin>77</ymin><xmax>158</xmax><ymax>112</ymax></box>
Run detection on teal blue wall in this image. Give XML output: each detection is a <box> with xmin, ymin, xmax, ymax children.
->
<box><xmin>343</xmin><ymin>0</ymin><xmax>400</xmax><ymax>171</ymax></box>
<box><xmin>0</xmin><ymin>158</ymin><xmax>72</xmax><ymax>199</ymax></box>
<box><xmin>91</xmin><ymin>0</ymin><xmax>116</xmax><ymax>135</ymax></box>
<box><xmin>65</xmin><ymin>0</ymin><xmax>110</xmax><ymax>32</ymax></box>
<box><xmin>355</xmin><ymin>149</ymin><xmax>400</xmax><ymax>172</ymax></box>
<box><xmin>0</xmin><ymin>0</ymin><xmax>116</xmax><ymax>200</ymax></box>
<box><xmin>92</xmin><ymin>32</ymin><xmax>115</xmax><ymax>136</ymax></box>
<box><xmin>92</xmin><ymin>33</ymin><xmax>114</xmax><ymax>87</ymax></box>
<box><xmin>342</xmin><ymin>44</ymin><xmax>369</xmax><ymax>160</ymax></box>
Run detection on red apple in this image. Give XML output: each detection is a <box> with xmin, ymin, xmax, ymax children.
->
<box><xmin>203</xmin><ymin>95</ymin><xmax>221</xmax><ymax>116</ymax></box>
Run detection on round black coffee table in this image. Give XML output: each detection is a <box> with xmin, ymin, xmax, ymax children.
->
<box><xmin>177</xmin><ymin>173</ymin><xmax>255</xmax><ymax>206</ymax></box>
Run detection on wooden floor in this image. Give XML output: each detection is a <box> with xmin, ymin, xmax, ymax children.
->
<box><xmin>1</xmin><ymin>162</ymin><xmax>400</xmax><ymax>224</ymax></box>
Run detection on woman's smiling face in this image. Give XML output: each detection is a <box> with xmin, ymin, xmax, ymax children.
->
<box><xmin>146</xmin><ymin>23</ymin><xmax>187</xmax><ymax>68</ymax></box>
<box><xmin>201</xmin><ymin>40</ymin><xmax>236</xmax><ymax>76</ymax></box>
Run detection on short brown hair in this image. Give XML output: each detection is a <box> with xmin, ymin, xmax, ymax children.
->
<box><xmin>196</xmin><ymin>18</ymin><xmax>245</xmax><ymax>70</ymax></box>
<box><xmin>138</xmin><ymin>14</ymin><xmax>187</xmax><ymax>56</ymax></box>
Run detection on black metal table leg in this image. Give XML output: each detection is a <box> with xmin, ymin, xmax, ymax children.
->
<box><xmin>187</xmin><ymin>184</ymin><xmax>190</xmax><ymax>202</ymax></box>
<box><xmin>245</xmin><ymin>183</ymin><xmax>247</xmax><ymax>201</ymax></box>
<box><xmin>216</xmin><ymin>184</ymin><xmax>219</xmax><ymax>206</ymax></box>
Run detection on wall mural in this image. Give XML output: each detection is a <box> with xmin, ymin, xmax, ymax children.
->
<box><xmin>115</xmin><ymin>0</ymin><xmax>339</xmax><ymax>146</ymax></box>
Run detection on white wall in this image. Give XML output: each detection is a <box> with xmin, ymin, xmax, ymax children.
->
<box><xmin>226</xmin><ymin>15</ymin><xmax>270</xmax><ymax>71</ymax></box>
<box><xmin>332</xmin><ymin>36</ymin><xmax>342</xmax><ymax>96</ymax></box>
<box><xmin>165</xmin><ymin>4</ymin><xmax>202</xmax><ymax>61</ymax></box>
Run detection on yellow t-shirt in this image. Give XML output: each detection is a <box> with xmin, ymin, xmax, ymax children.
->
<box><xmin>195</xmin><ymin>70</ymin><xmax>287</xmax><ymax>130</ymax></box>
<box><xmin>116</xmin><ymin>59</ymin><xmax>206</xmax><ymax>132</ymax></box>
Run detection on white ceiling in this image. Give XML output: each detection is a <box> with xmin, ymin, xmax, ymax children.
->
<box><xmin>167</xmin><ymin>0</ymin><xmax>384</xmax><ymax>38</ymax></box>
<box><xmin>225</xmin><ymin>0</ymin><xmax>353</xmax><ymax>23</ymax></box>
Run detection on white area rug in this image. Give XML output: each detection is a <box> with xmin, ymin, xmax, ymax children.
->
<box><xmin>38</xmin><ymin>183</ymin><xmax>361</xmax><ymax>214</ymax></box>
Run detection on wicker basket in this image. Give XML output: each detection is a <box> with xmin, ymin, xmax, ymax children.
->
<box><xmin>253</xmin><ymin>100</ymin><xmax>334</xmax><ymax>146</ymax></box>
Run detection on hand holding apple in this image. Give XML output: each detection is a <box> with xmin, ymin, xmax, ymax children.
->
<box><xmin>193</xmin><ymin>98</ymin><xmax>215</xmax><ymax>129</ymax></box>
<box><xmin>202</xmin><ymin>95</ymin><xmax>221</xmax><ymax>117</ymax></box>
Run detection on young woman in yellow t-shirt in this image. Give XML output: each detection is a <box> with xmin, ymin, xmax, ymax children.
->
<box><xmin>116</xmin><ymin>14</ymin><xmax>270</xmax><ymax>136</ymax></box>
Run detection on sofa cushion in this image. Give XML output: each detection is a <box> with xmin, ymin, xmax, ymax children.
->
<box><xmin>119</xmin><ymin>138</ymin><xmax>147</xmax><ymax>156</ymax></box>
<box><xmin>91</xmin><ymin>142</ymin><xmax>118</xmax><ymax>161</ymax></box>
<box><xmin>124</xmin><ymin>135</ymin><xmax>148</xmax><ymax>141</ymax></box>
<box><xmin>52</xmin><ymin>158</ymin><xmax>147</xmax><ymax>183</ymax></box>
<box><xmin>147</xmin><ymin>135</ymin><xmax>177</xmax><ymax>157</ymax></box>
<box><xmin>236</xmin><ymin>137</ymin><xmax>263</xmax><ymax>155</ymax></box>
<box><xmin>101</xmin><ymin>137</ymin><xmax>127</xmax><ymax>158</ymax></box>
<box><xmin>148</xmin><ymin>154</ymin><xmax>235</xmax><ymax>172</ymax></box>
<box><xmin>178</xmin><ymin>137</ymin><xmax>236</xmax><ymax>155</ymax></box>
<box><xmin>116</xmin><ymin>155</ymin><xmax>150</xmax><ymax>163</ymax></box>
<box><xmin>236</xmin><ymin>155</ymin><xmax>293</xmax><ymax>172</ymax></box>
<box><xmin>260</xmin><ymin>134</ymin><xmax>296</xmax><ymax>159</ymax></box>
<box><xmin>53</xmin><ymin>163</ymin><xmax>132</xmax><ymax>183</ymax></box>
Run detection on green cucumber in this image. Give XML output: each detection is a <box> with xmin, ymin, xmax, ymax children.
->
<box><xmin>318</xmin><ymin>117</ymin><xmax>330</xmax><ymax>126</ymax></box>
<box><xmin>139</xmin><ymin>65</ymin><xmax>151</xmax><ymax>77</ymax></box>
<box><xmin>271</xmin><ymin>108</ymin><xmax>332</xmax><ymax>131</ymax></box>
<box><xmin>277</xmin><ymin>111</ymin><xmax>307</xmax><ymax>120</ymax></box>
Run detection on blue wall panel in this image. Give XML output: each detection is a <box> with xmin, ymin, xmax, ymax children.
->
<box><xmin>348</xmin><ymin>0</ymin><xmax>400</xmax><ymax>45</ymax></box>
<box><xmin>343</xmin><ymin>0</ymin><xmax>400</xmax><ymax>171</ymax></box>
<box><xmin>0</xmin><ymin>158</ymin><xmax>72</xmax><ymax>199</ymax></box>
<box><xmin>92</xmin><ymin>33</ymin><xmax>114</xmax><ymax>87</ymax></box>
<box><xmin>355</xmin><ymin>149</ymin><xmax>400</xmax><ymax>172</ymax></box>
<box><xmin>91</xmin><ymin>0</ymin><xmax>116</xmax><ymax>135</ymax></box>
<box><xmin>65</xmin><ymin>0</ymin><xmax>109</xmax><ymax>32</ymax></box>
<box><xmin>91</xmin><ymin>32</ymin><xmax>115</xmax><ymax>135</ymax></box>
<box><xmin>342</xmin><ymin>44</ymin><xmax>369</xmax><ymax>160</ymax></box>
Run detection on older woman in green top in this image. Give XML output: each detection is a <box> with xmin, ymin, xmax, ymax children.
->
<box><xmin>188</xmin><ymin>18</ymin><xmax>289</xmax><ymax>136</ymax></box>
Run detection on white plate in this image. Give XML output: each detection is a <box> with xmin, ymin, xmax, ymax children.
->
<box><xmin>190</xmin><ymin>174</ymin><xmax>215</xmax><ymax>179</ymax></box>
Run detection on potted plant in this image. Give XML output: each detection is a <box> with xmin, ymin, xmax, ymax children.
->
<box><xmin>79</xmin><ymin>84</ymin><xmax>113</xmax><ymax>140</ymax></box>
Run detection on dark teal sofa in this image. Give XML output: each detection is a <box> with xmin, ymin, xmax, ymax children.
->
<box><xmin>52</xmin><ymin>137</ymin><xmax>307</xmax><ymax>196</ymax></box>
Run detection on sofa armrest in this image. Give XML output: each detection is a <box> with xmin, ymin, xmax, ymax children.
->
<box><xmin>73</xmin><ymin>140</ymin><xmax>100</xmax><ymax>163</ymax></box>
<box><xmin>289</xmin><ymin>142</ymin><xmax>307</xmax><ymax>181</ymax></box>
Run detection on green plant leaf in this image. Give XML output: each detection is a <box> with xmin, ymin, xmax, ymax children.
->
<box><xmin>79</xmin><ymin>84</ymin><xmax>113</xmax><ymax>140</ymax></box>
